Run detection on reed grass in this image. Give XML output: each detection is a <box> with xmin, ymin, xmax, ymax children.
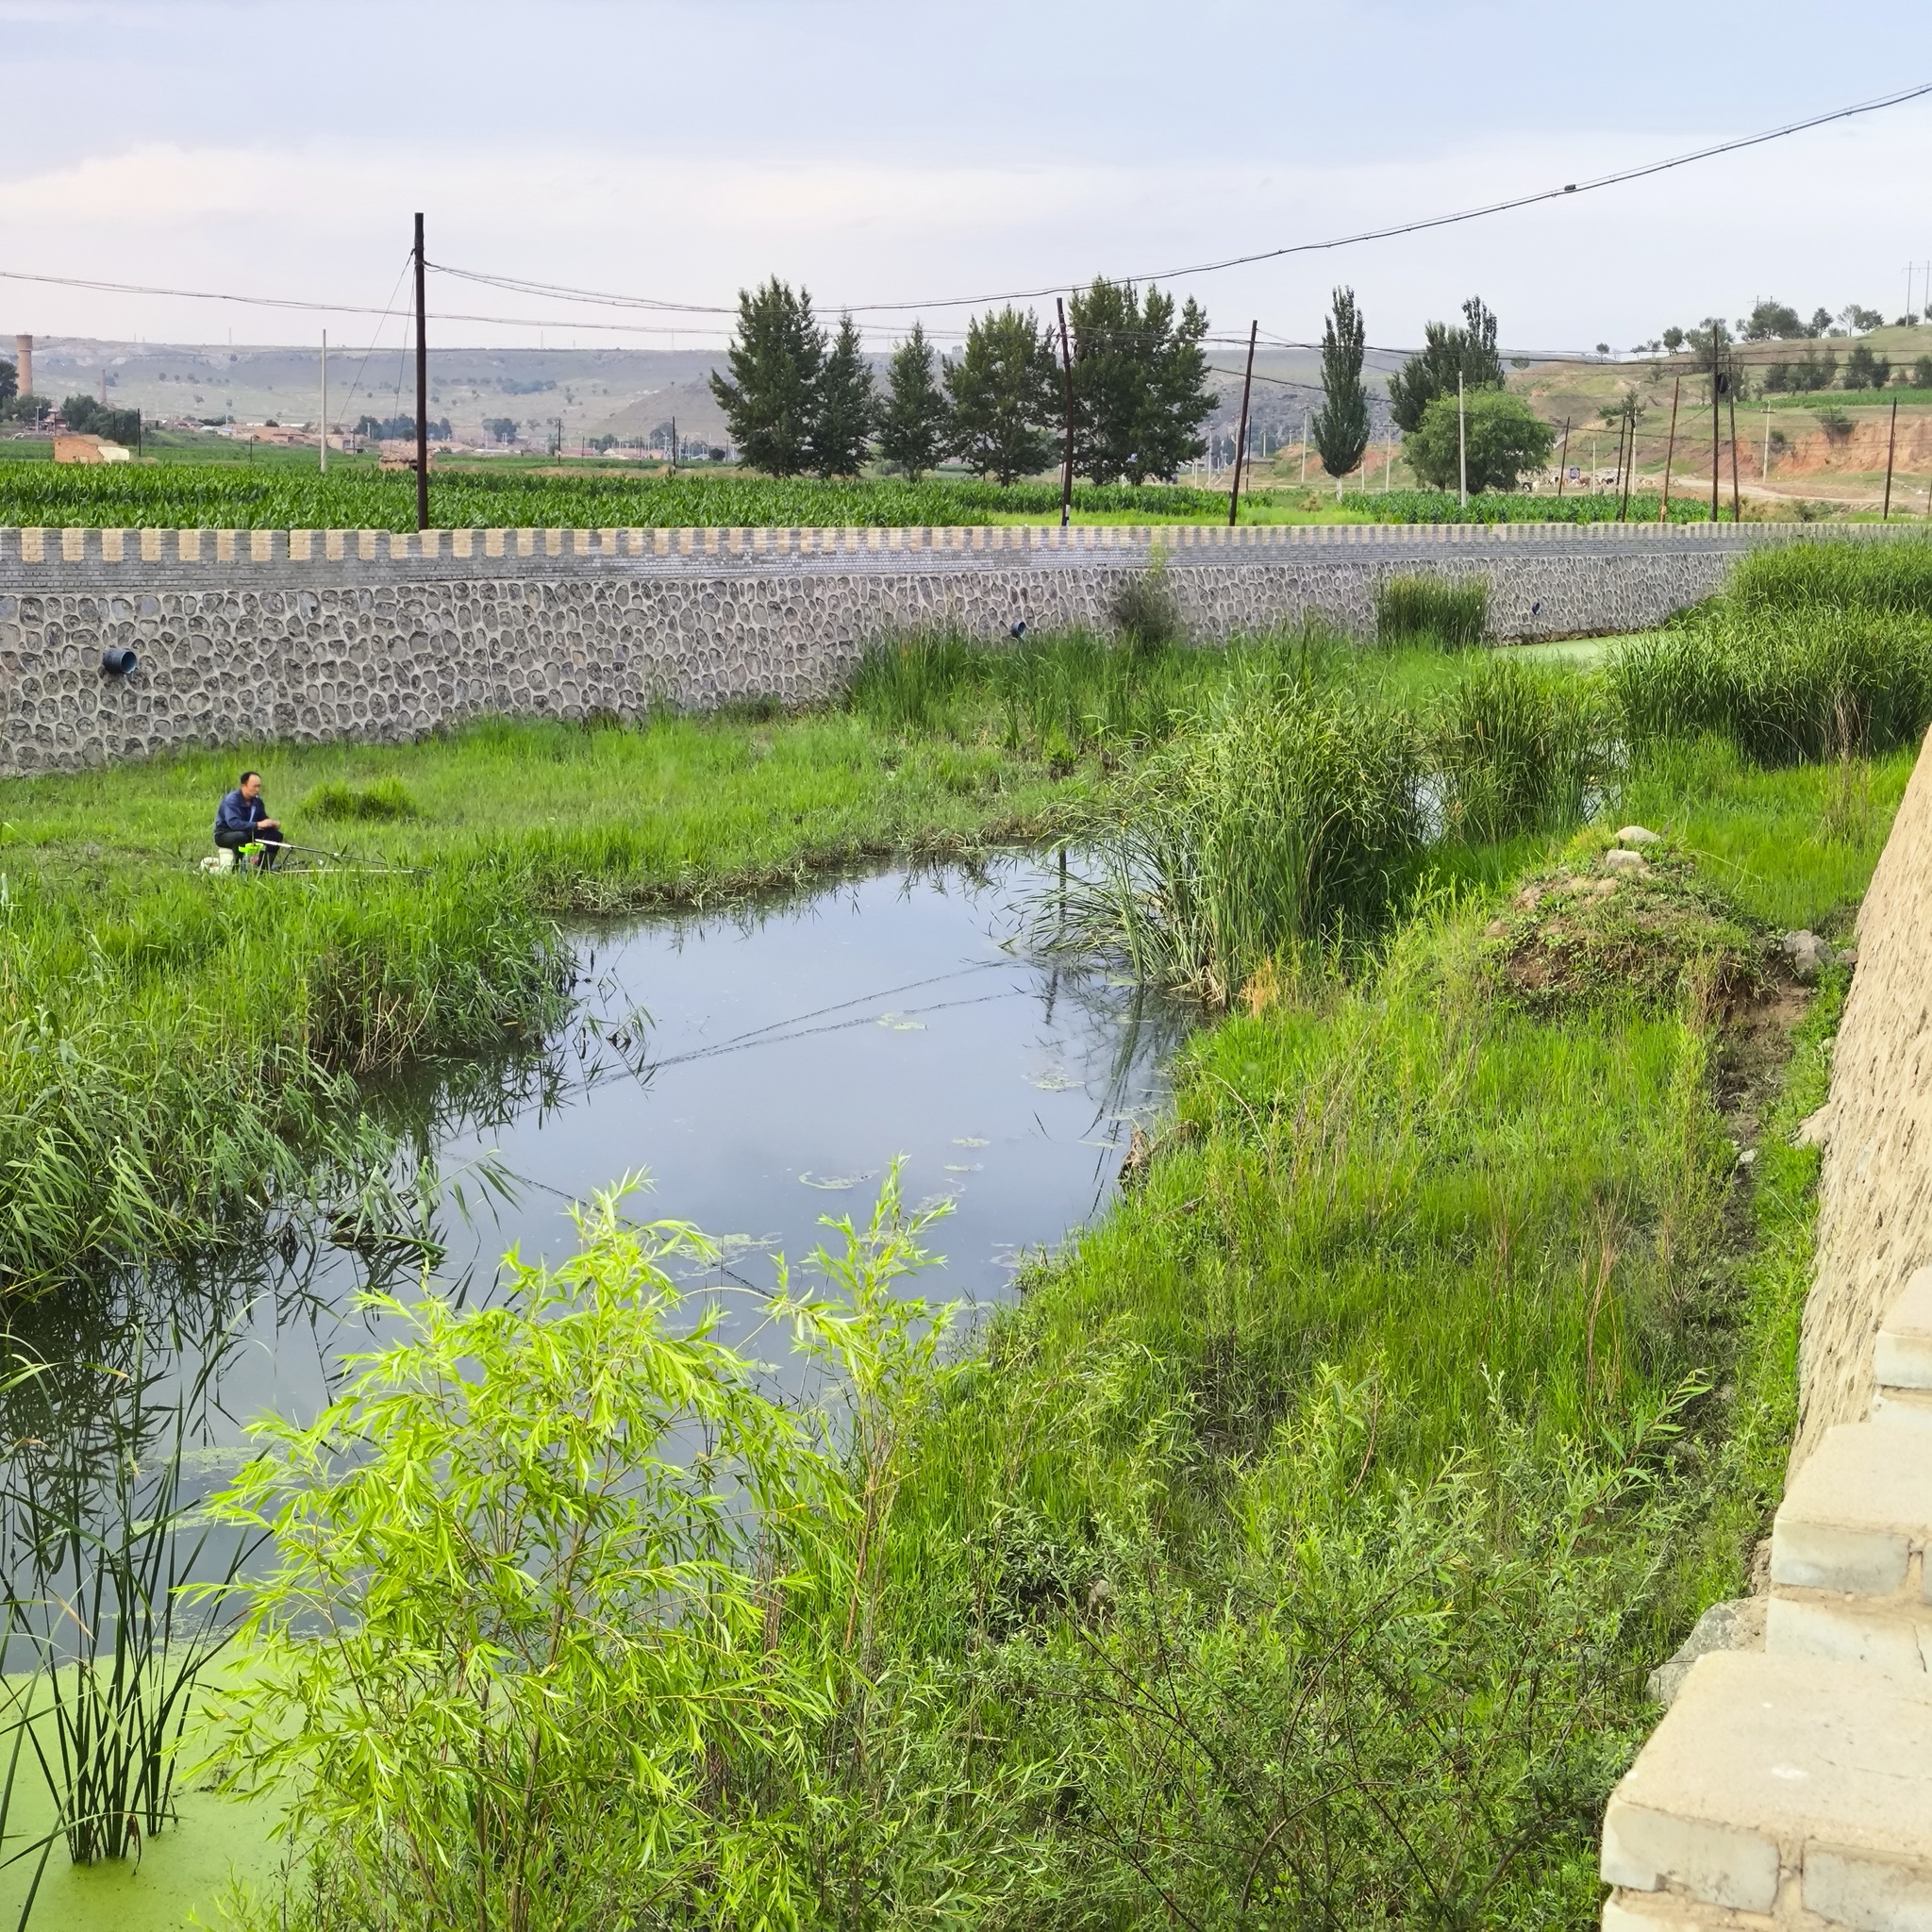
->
<box><xmin>1374</xmin><ymin>572</ymin><xmax>1491</xmax><ymax>648</ymax></box>
<box><xmin>1435</xmin><ymin>654</ymin><xmax>1612</xmax><ymax>841</ymax></box>
<box><xmin>1727</xmin><ymin>536</ymin><xmax>1932</xmax><ymax>619</ymax></box>
<box><xmin>1611</xmin><ymin>604</ymin><xmax>1932</xmax><ymax>764</ymax></box>
<box><xmin>1054</xmin><ymin>661</ymin><xmax>1424</xmax><ymax>1005</ymax></box>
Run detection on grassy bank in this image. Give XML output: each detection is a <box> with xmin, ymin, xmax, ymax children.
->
<box><xmin>0</xmin><ymin>695</ymin><xmax>1109</xmax><ymax>1291</ymax></box>
<box><xmin>188</xmin><ymin>742</ymin><xmax>1905</xmax><ymax>1932</ymax></box>
<box><xmin>8</xmin><ymin>541</ymin><xmax>1932</xmax><ymax>1927</ymax></box>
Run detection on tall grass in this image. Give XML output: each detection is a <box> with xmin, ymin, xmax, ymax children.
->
<box><xmin>849</xmin><ymin>627</ymin><xmax>1227</xmax><ymax>758</ymax></box>
<box><xmin>1375</xmin><ymin>572</ymin><xmax>1490</xmax><ymax>648</ymax></box>
<box><xmin>1435</xmin><ymin>655</ymin><xmax>1611</xmax><ymax>841</ymax></box>
<box><xmin>1060</xmin><ymin>661</ymin><xmax>1423</xmax><ymax>1004</ymax></box>
<box><xmin>0</xmin><ymin>857</ymin><xmax>565</xmax><ymax>1290</ymax></box>
<box><xmin>1727</xmin><ymin>536</ymin><xmax>1932</xmax><ymax>620</ymax></box>
<box><xmin>1612</xmin><ymin>605</ymin><xmax>1932</xmax><ymax>764</ymax></box>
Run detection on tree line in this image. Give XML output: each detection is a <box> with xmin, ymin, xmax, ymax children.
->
<box><xmin>709</xmin><ymin>277</ymin><xmax>1219</xmax><ymax>485</ymax></box>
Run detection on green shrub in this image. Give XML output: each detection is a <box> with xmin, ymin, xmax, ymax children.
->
<box><xmin>1376</xmin><ymin>572</ymin><xmax>1490</xmax><ymax>648</ymax></box>
<box><xmin>301</xmin><ymin>776</ymin><xmax>420</xmax><ymax>823</ymax></box>
<box><xmin>1106</xmin><ymin>550</ymin><xmax>1184</xmax><ymax>651</ymax></box>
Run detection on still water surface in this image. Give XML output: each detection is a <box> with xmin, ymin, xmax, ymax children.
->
<box><xmin>188</xmin><ymin>852</ymin><xmax>1188</xmax><ymax>1440</ymax></box>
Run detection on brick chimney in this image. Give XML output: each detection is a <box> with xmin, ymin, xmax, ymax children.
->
<box><xmin>13</xmin><ymin>334</ymin><xmax>30</xmax><ymax>400</ymax></box>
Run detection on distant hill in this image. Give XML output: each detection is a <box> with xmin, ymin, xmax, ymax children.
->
<box><xmin>2</xmin><ymin>334</ymin><xmax>1397</xmax><ymax>455</ymax></box>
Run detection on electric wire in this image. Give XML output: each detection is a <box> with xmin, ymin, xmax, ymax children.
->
<box><xmin>422</xmin><ymin>81</ymin><xmax>1932</xmax><ymax>317</ymax></box>
<box><xmin>4</xmin><ymin>79</ymin><xmax>1926</xmax><ymax>353</ymax></box>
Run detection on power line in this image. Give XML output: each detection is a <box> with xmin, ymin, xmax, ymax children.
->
<box><xmin>425</xmin><ymin>80</ymin><xmax>1932</xmax><ymax>317</ymax></box>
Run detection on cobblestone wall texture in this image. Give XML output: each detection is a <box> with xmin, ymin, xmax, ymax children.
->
<box><xmin>0</xmin><ymin>520</ymin><xmax>1920</xmax><ymax>775</ymax></box>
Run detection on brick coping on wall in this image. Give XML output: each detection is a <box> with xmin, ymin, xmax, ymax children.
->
<box><xmin>0</xmin><ymin>517</ymin><xmax>1922</xmax><ymax>576</ymax></box>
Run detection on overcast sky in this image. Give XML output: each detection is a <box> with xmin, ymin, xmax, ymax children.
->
<box><xmin>2</xmin><ymin>0</ymin><xmax>1928</xmax><ymax>358</ymax></box>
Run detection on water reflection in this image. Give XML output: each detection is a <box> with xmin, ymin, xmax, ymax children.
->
<box><xmin>34</xmin><ymin>854</ymin><xmax>1191</xmax><ymax>1458</ymax></box>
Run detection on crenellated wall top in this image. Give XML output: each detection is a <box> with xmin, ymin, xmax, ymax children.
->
<box><xmin>0</xmin><ymin>517</ymin><xmax>1918</xmax><ymax>581</ymax></box>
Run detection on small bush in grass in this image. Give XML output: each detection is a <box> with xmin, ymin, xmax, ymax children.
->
<box><xmin>1375</xmin><ymin>573</ymin><xmax>1489</xmax><ymax>649</ymax></box>
<box><xmin>302</xmin><ymin>776</ymin><xmax>420</xmax><ymax>823</ymax></box>
<box><xmin>1106</xmin><ymin>550</ymin><xmax>1184</xmax><ymax>651</ymax></box>
<box><xmin>1435</xmin><ymin>656</ymin><xmax>1610</xmax><ymax>842</ymax></box>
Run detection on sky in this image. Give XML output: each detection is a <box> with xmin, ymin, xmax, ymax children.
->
<box><xmin>1</xmin><ymin>0</ymin><xmax>1928</xmax><ymax>358</ymax></box>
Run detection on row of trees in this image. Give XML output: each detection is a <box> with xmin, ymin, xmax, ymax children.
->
<box><xmin>709</xmin><ymin>277</ymin><xmax>1218</xmax><ymax>485</ymax></box>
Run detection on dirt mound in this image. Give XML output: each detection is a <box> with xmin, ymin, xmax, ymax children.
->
<box><xmin>1484</xmin><ymin>849</ymin><xmax>1761</xmax><ymax>1017</ymax></box>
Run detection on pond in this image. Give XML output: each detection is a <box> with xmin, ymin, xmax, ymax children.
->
<box><xmin>0</xmin><ymin>853</ymin><xmax>1193</xmax><ymax>1929</ymax></box>
<box><xmin>42</xmin><ymin>851</ymin><xmax>1193</xmax><ymax>1456</ymax></box>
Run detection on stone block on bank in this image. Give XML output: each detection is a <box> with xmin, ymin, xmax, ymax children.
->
<box><xmin>1601</xmin><ymin>1651</ymin><xmax>1932</xmax><ymax>1923</ymax></box>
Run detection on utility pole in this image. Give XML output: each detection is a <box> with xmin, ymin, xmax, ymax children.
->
<box><xmin>1762</xmin><ymin>400</ymin><xmax>1772</xmax><ymax>483</ymax></box>
<box><xmin>1056</xmin><ymin>296</ymin><xmax>1074</xmax><ymax>528</ymax></box>
<box><xmin>1617</xmin><ymin>408</ymin><xmax>1633</xmax><ymax>523</ymax></box>
<box><xmin>1884</xmin><ymin>396</ymin><xmax>1900</xmax><ymax>519</ymax></box>
<box><xmin>1710</xmin><ymin>356</ymin><xmax>1722</xmax><ymax>522</ymax></box>
<box><xmin>1557</xmin><ymin>418</ymin><xmax>1571</xmax><ymax>497</ymax></box>
<box><xmin>1299</xmin><ymin>409</ymin><xmax>1307</xmax><ymax>486</ymax></box>
<box><xmin>413</xmin><ymin>211</ymin><xmax>428</xmax><ymax>532</ymax></box>
<box><xmin>1228</xmin><ymin>319</ymin><xmax>1257</xmax><ymax>527</ymax></box>
<box><xmin>1457</xmin><ymin>371</ymin><xmax>1467</xmax><ymax>508</ymax></box>
<box><xmin>320</xmin><ymin>328</ymin><xmax>327</xmax><ymax>475</ymax></box>
<box><xmin>669</xmin><ymin>413</ymin><xmax>676</xmax><ymax>475</ymax></box>
<box><xmin>1659</xmin><ymin>378</ymin><xmax>1680</xmax><ymax>522</ymax></box>
<box><xmin>1727</xmin><ymin>375</ymin><xmax>1740</xmax><ymax>524</ymax></box>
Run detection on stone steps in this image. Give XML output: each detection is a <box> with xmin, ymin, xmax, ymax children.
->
<box><xmin>1767</xmin><ymin>1422</ymin><xmax>1932</xmax><ymax>1676</ymax></box>
<box><xmin>1602</xmin><ymin>1263</ymin><xmax>1932</xmax><ymax>1928</ymax></box>
<box><xmin>1602</xmin><ymin>1651</ymin><xmax>1932</xmax><ymax>1927</ymax></box>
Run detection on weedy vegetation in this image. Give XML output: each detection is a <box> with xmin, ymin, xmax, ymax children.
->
<box><xmin>4</xmin><ymin>538</ymin><xmax>1930</xmax><ymax>1928</ymax></box>
<box><xmin>1374</xmin><ymin>571</ymin><xmax>1491</xmax><ymax>648</ymax></box>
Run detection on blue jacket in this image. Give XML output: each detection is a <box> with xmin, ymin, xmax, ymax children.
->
<box><xmin>214</xmin><ymin>789</ymin><xmax>268</xmax><ymax>840</ymax></box>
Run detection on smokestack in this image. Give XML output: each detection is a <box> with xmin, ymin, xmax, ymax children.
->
<box><xmin>13</xmin><ymin>335</ymin><xmax>30</xmax><ymax>400</ymax></box>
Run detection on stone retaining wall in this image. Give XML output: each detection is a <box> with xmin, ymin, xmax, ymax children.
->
<box><xmin>0</xmin><ymin>520</ymin><xmax>1921</xmax><ymax>776</ymax></box>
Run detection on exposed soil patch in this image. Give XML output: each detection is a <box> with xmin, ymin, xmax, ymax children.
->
<box><xmin>1485</xmin><ymin>849</ymin><xmax>1764</xmax><ymax>1018</ymax></box>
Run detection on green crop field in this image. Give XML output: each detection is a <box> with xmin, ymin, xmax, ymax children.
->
<box><xmin>0</xmin><ymin>463</ymin><xmax>1257</xmax><ymax>530</ymax></box>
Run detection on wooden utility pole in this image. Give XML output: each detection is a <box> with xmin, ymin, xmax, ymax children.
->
<box><xmin>413</xmin><ymin>212</ymin><xmax>428</xmax><ymax>532</ymax></box>
<box><xmin>1659</xmin><ymin>377</ymin><xmax>1680</xmax><ymax>522</ymax></box>
<box><xmin>1710</xmin><ymin>356</ymin><xmax>1722</xmax><ymax>522</ymax></box>
<box><xmin>1617</xmin><ymin>409</ymin><xmax>1634</xmax><ymax>523</ymax></box>
<box><xmin>1884</xmin><ymin>396</ymin><xmax>1900</xmax><ymax>519</ymax></box>
<box><xmin>1457</xmin><ymin>371</ymin><xmax>1467</xmax><ymax>508</ymax></box>
<box><xmin>1739</xmin><ymin>373</ymin><xmax>1754</xmax><ymax>525</ymax></box>
<box><xmin>320</xmin><ymin>329</ymin><xmax>328</xmax><ymax>475</ymax></box>
<box><xmin>1229</xmin><ymin>320</ymin><xmax>1257</xmax><ymax>527</ymax></box>
<box><xmin>1056</xmin><ymin>297</ymin><xmax>1074</xmax><ymax>529</ymax></box>
<box><xmin>1557</xmin><ymin>418</ymin><xmax>1571</xmax><ymax>497</ymax></box>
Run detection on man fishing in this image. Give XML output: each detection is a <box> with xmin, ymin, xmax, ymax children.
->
<box><xmin>213</xmin><ymin>770</ymin><xmax>287</xmax><ymax>869</ymax></box>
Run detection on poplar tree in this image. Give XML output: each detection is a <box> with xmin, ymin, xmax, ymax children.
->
<box><xmin>709</xmin><ymin>278</ymin><xmax>824</xmax><ymax>477</ymax></box>
<box><xmin>1310</xmin><ymin>286</ymin><xmax>1371</xmax><ymax>485</ymax></box>
<box><xmin>1388</xmin><ymin>297</ymin><xmax>1504</xmax><ymax>433</ymax></box>
<box><xmin>875</xmin><ymin>323</ymin><xmax>951</xmax><ymax>480</ymax></box>
<box><xmin>944</xmin><ymin>308</ymin><xmax>1058</xmax><ymax>485</ymax></box>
